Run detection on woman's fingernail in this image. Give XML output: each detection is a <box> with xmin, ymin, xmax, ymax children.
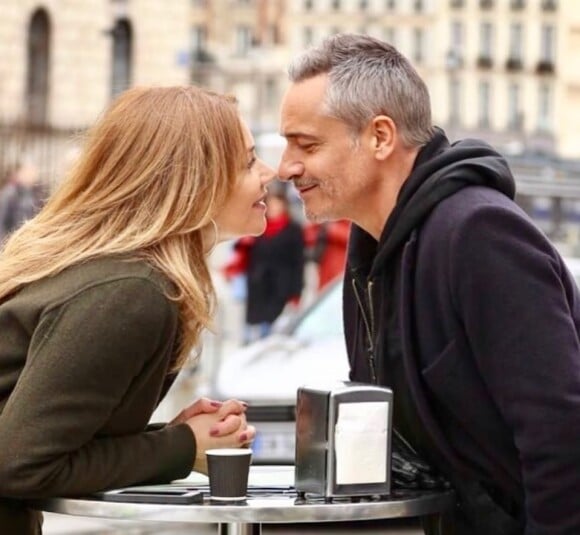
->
<box><xmin>210</xmin><ymin>428</ymin><xmax>219</xmax><ymax>436</ymax></box>
<box><xmin>210</xmin><ymin>401</ymin><xmax>222</xmax><ymax>407</ymax></box>
<box><xmin>239</xmin><ymin>433</ymin><xmax>247</xmax><ymax>443</ymax></box>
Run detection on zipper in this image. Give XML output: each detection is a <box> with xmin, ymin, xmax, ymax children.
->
<box><xmin>351</xmin><ymin>276</ymin><xmax>377</xmax><ymax>384</ymax></box>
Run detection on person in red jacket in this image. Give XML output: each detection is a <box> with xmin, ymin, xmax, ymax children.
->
<box><xmin>225</xmin><ymin>187</ymin><xmax>305</xmax><ymax>343</ymax></box>
<box><xmin>305</xmin><ymin>220</ymin><xmax>350</xmax><ymax>291</ymax></box>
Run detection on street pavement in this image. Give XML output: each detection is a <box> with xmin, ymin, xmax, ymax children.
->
<box><xmin>43</xmin><ymin>513</ymin><xmax>424</xmax><ymax>534</ymax></box>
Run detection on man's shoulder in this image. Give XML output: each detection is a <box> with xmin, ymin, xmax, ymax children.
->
<box><xmin>415</xmin><ymin>186</ymin><xmax>529</xmax><ymax>267</ymax></box>
<box><xmin>426</xmin><ymin>185</ymin><xmax>518</xmax><ymax>232</ymax></box>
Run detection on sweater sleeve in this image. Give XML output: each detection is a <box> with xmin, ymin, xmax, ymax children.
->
<box><xmin>0</xmin><ymin>277</ymin><xmax>195</xmax><ymax>499</ymax></box>
<box><xmin>450</xmin><ymin>203</ymin><xmax>580</xmax><ymax>533</ymax></box>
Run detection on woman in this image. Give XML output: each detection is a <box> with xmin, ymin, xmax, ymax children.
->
<box><xmin>0</xmin><ymin>86</ymin><xmax>274</xmax><ymax>534</ymax></box>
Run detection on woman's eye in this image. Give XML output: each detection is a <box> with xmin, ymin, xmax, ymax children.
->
<box><xmin>247</xmin><ymin>157</ymin><xmax>257</xmax><ymax>169</ymax></box>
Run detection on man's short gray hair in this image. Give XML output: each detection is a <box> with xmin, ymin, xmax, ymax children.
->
<box><xmin>288</xmin><ymin>33</ymin><xmax>435</xmax><ymax>148</ymax></box>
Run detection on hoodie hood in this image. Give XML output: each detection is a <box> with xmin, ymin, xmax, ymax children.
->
<box><xmin>348</xmin><ymin>128</ymin><xmax>516</xmax><ymax>278</ymax></box>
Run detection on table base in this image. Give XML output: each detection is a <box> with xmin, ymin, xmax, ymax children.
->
<box><xmin>219</xmin><ymin>522</ymin><xmax>261</xmax><ymax>535</ymax></box>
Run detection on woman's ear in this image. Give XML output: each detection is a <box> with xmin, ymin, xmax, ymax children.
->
<box><xmin>369</xmin><ymin>115</ymin><xmax>396</xmax><ymax>161</ymax></box>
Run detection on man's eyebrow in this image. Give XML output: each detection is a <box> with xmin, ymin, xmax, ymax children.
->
<box><xmin>281</xmin><ymin>132</ymin><xmax>319</xmax><ymax>141</ymax></box>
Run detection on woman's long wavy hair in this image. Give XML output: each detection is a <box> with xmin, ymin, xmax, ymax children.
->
<box><xmin>0</xmin><ymin>86</ymin><xmax>247</xmax><ymax>370</ymax></box>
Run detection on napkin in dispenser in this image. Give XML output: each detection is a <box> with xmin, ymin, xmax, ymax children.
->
<box><xmin>295</xmin><ymin>382</ymin><xmax>392</xmax><ymax>498</ymax></box>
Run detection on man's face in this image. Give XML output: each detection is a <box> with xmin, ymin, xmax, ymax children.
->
<box><xmin>278</xmin><ymin>74</ymin><xmax>375</xmax><ymax>222</ymax></box>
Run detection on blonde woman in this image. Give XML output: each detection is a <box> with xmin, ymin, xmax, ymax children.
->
<box><xmin>0</xmin><ymin>86</ymin><xmax>274</xmax><ymax>534</ymax></box>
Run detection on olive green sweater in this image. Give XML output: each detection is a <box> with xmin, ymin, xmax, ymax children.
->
<box><xmin>0</xmin><ymin>256</ymin><xmax>195</xmax><ymax>534</ymax></box>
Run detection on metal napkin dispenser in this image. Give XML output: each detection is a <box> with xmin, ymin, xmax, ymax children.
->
<box><xmin>295</xmin><ymin>382</ymin><xmax>393</xmax><ymax>498</ymax></box>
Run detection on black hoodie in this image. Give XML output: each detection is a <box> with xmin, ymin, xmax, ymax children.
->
<box><xmin>343</xmin><ymin>129</ymin><xmax>580</xmax><ymax>534</ymax></box>
<box><xmin>347</xmin><ymin>127</ymin><xmax>516</xmax><ymax>277</ymax></box>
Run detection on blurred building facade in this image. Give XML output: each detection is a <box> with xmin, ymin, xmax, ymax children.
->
<box><xmin>190</xmin><ymin>0</ymin><xmax>287</xmax><ymax>134</ymax></box>
<box><xmin>0</xmin><ymin>0</ymin><xmax>190</xmax><ymax>186</ymax></box>
<box><xmin>431</xmin><ymin>0</ymin><xmax>573</xmax><ymax>159</ymax></box>
<box><xmin>191</xmin><ymin>0</ymin><xmax>578</xmax><ymax>162</ymax></box>
<box><xmin>1</xmin><ymin>0</ymin><xmax>579</xmax><ymax>191</ymax></box>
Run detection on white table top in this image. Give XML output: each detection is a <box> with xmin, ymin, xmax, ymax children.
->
<box><xmin>32</xmin><ymin>466</ymin><xmax>455</xmax><ymax>525</ymax></box>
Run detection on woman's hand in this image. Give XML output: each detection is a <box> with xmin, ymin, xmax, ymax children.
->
<box><xmin>170</xmin><ymin>397</ymin><xmax>227</xmax><ymax>426</ymax></box>
<box><xmin>175</xmin><ymin>399</ymin><xmax>256</xmax><ymax>474</ymax></box>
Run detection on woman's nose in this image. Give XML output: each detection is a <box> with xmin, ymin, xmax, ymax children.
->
<box><xmin>260</xmin><ymin>161</ymin><xmax>276</xmax><ymax>186</ymax></box>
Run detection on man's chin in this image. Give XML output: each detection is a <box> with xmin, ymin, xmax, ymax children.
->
<box><xmin>304</xmin><ymin>205</ymin><xmax>331</xmax><ymax>223</ymax></box>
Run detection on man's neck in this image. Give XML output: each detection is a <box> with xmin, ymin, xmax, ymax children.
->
<box><xmin>353</xmin><ymin>146</ymin><xmax>420</xmax><ymax>240</ymax></box>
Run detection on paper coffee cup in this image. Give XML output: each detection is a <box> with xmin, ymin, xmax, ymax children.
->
<box><xmin>206</xmin><ymin>448</ymin><xmax>252</xmax><ymax>502</ymax></box>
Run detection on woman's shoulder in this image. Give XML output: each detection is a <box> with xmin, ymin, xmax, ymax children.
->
<box><xmin>21</xmin><ymin>256</ymin><xmax>172</xmax><ymax>310</ymax></box>
<box><xmin>58</xmin><ymin>255</ymin><xmax>161</xmax><ymax>284</ymax></box>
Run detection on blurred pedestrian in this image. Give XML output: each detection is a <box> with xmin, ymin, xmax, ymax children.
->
<box><xmin>0</xmin><ymin>86</ymin><xmax>275</xmax><ymax>534</ymax></box>
<box><xmin>0</xmin><ymin>161</ymin><xmax>44</xmax><ymax>243</ymax></box>
<box><xmin>279</xmin><ymin>33</ymin><xmax>580</xmax><ymax>535</ymax></box>
<box><xmin>226</xmin><ymin>186</ymin><xmax>305</xmax><ymax>344</ymax></box>
<box><xmin>305</xmin><ymin>219</ymin><xmax>350</xmax><ymax>291</ymax></box>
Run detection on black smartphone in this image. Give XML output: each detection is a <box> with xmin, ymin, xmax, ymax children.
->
<box><xmin>99</xmin><ymin>487</ymin><xmax>204</xmax><ymax>505</ymax></box>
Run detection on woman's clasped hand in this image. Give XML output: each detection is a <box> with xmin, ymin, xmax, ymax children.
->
<box><xmin>170</xmin><ymin>397</ymin><xmax>256</xmax><ymax>474</ymax></box>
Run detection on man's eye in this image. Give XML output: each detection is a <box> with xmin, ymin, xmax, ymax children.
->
<box><xmin>299</xmin><ymin>144</ymin><xmax>316</xmax><ymax>152</ymax></box>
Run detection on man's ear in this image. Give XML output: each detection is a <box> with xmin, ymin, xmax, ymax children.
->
<box><xmin>369</xmin><ymin>115</ymin><xmax>396</xmax><ymax>161</ymax></box>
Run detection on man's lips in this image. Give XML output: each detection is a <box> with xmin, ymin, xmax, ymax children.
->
<box><xmin>296</xmin><ymin>184</ymin><xmax>317</xmax><ymax>194</ymax></box>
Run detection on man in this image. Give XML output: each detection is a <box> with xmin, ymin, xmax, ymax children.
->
<box><xmin>278</xmin><ymin>33</ymin><xmax>580</xmax><ymax>535</ymax></box>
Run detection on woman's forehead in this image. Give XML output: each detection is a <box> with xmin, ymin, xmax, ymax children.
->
<box><xmin>240</xmin><ymin>119</ymin><xmax>254</xmax><ymax>149</ymax></box>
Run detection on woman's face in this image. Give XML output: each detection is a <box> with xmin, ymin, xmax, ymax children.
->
<box><xmin>214</xmin><ymin>120</ymin><xmax>275</xmax><ymax>240</ymax></box>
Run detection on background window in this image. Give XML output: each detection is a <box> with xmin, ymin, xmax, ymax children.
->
<box><xmin>110</xmin><ymin>19</ymin><xmax>132</xmax><ymax>98</ymax></box>
<box><xmin>479</xmin><ymin>22</ymin><xmax>493</xmax><ymax>58</ymax></box>
<box><xmin>508</xmin><ymin>83</ymin><xmax>523</xmax><ymax>129</ymax></box>
<box><xmin>26</xmin><ymin>8</ymin><xmax>51</xmax><ymax>126</ymax></box>
<box><xmin>413</xmin><ymin>28</ymin><xmax>424</xmax><ymax>64</ymax></box>
<box><xmin>191</xmin><ymin>25</ymin><xmax>207</xmax><ymax>51</ymax></box>
<box><xmin>478</xmin><ymin>81</ymin><xmax>491</xmax><ymax>127</ymax></box>
<box><xmin>235</xmin><ymin>25</ymin><xmax>252</xmax><ymax>56</ymax></box>
<box><xmin>509</xmin><ymin>23</ymin><xmax>523</xmax><ymax>60</ymax></box>
<box><xmin>537</xmin><ymin>83</ymin><xmax>552</xmax><ymax>131</ymax></box>
<box><xmin>451</xmin><ymin>20</ymin><xmax>463</xmax><ymax>56</ymax></box>
<box><xmin>449</xmin><ymin>78</ymin><xmax>462</xmax><ymax>125</ymax></box>
<box><xmin>303</xmin><ymin>26</ymin><xmax>314</xmax><ymax>47</ymax></box>
<box><xmin>540</xmin><ymin>24</ymin><xmax>555</xmax><ymax>62</ymax></box>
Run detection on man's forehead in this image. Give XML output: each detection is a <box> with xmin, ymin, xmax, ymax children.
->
<box><xmin>280</xmin><ymin>110</ymin><xmax>325</xmax><ymax>140</ymax></box>
<box><xmin>281</xmin><ymin>89</ymin><xmax>316</xmax><ymax>119</ymax></box>
<box><xmin>283</xmin><ymin>75</ymin><xmax>327</xmax><ymax>106</ymax></box>
<box><xmin>280</xmin><ymin>79</ymin><xmax>330</xmax><ymax>137</ymax></box>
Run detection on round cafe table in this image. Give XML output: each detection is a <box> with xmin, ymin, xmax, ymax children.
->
<box><xmin>32</xmin><ymin>466</ymin><xmax>455</xmax><ymax>535</ymax></box>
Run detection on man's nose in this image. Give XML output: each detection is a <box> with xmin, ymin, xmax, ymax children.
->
<box><xmin>278</xmin><ymin>153</ymin><xmax>304</xmax><ymax>182</ymax></box>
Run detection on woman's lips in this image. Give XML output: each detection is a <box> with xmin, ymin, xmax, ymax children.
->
<box><xmin>252</xmin><ymin>200</ymin><xmax>267</xmax><ymax>209</ymax></box>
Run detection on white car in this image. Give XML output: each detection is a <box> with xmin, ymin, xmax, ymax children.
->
<box><xmin>213</xmin><ymin>278</ymin><xmax>348</xmax><ymax>463</ymax></box>
<box><xmin>563</xmin><ymin>256</ymin><xmax>580</xmax><ymax>283</ymax></box>
<box><xmin>214</xmin><ymin>256</ymin><xmax>580</xmax><ymax>464</ymax></box>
